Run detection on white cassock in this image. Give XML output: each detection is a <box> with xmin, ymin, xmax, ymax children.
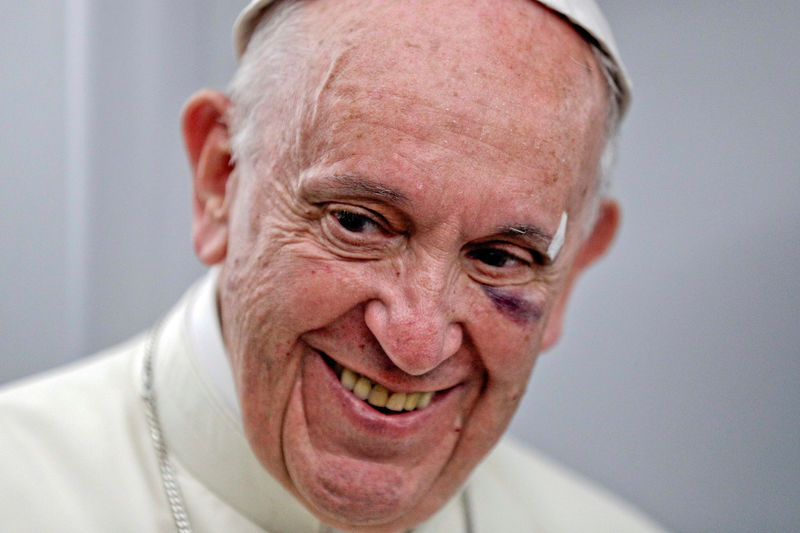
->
<box><xmin>0</xmin><ymin>270</ymin><xmax>665</xmax><ymax>532</ymax></box>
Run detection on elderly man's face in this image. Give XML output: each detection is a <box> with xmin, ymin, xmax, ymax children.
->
<box><xmin>185</xmin><ymin>0</ymin><xmax>616</xmax><ymax>530</ymax></box>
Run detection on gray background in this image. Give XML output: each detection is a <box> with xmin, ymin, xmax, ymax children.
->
<box><xmin>1</xmin><ymin>1</ymin><xmax>798</xmax><ymax>531</ymax></box>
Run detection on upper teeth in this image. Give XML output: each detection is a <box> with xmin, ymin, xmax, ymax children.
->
<box><xmin>338</xmin><ymin>366</ymin><xmax>433</xmax><ymax>412</ymax></box>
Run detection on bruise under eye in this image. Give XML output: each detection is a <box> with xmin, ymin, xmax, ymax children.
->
<box><xmin>481</xmin><ymin>285</ymin><xmax>542</xmax><ymax>325</ymax></box>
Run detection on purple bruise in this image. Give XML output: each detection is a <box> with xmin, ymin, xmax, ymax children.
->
<box><xmin>481</xmin><ymin>285</ymin><xmax>542</xmax><ymax>325</ymax></box>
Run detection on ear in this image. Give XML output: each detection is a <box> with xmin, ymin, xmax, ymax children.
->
<box><xmin>540</xmin><ymin>199</ymin><xmax>620</xmax><ymax>352</ymax></box>
<box><xmin>182</xmin><ymin>89</ymin><xmax>236</xmax><ymax>265</ymax></box>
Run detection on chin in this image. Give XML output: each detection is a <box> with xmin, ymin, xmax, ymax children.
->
<box><xmin>278</xmin><ymin>371</ymin><xmax>461</xmax><ymax>531</ymax></box>
<box><xmin>282</xmin><ymin>418</ymin><xmax>449</xmax><ymax>531</ymax></box>
<box><xmin>291</xmin><ymin>455</ymin><xmax>427</xmax><ymax>529</ymax></box>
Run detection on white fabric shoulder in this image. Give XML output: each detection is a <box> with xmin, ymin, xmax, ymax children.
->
<box><xmin>470</xmin><ymin>439</ymin><xmax>668</xmax><ymax>532</ymax></box>
<box><xmin>0</xmin><ymin>314</ymin><xmax>286</xmax><ymax>532</ymax></box>
<box><xmin>0</xmin><ymin>338</ymin><xmax>167</xmax><ymax>532</ymax></box>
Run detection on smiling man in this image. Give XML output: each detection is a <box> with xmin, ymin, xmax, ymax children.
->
<box><xmin>1</xmin><ymin>0</ymin><xmax>664</xmax><ymax>532</ymax></box>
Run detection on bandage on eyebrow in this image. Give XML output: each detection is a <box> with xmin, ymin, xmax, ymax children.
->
<box><xmin>545</xmin><ymin>211</ymin><xmax>568</xmax><ymax>262</ymax></box>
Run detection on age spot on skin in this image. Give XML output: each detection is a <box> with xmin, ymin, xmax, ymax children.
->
<box><xmin>481</xmin><ymin>285</ymin><xmax>542</xmax><ymax>326</ymax></box>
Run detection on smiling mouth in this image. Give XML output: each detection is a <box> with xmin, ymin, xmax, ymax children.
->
<box><xmin>320</xmin><ymin>354</ymin><xmax>435</xmax><ymax>414</ymax></box>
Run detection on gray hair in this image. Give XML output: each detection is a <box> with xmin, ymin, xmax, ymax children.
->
<box><xmin>592</xmin><ymin>45</ymin><xmax>623</xmax><ymax>196</ymax></box>
<box><xmin>226</xmin><ymin>1</ymin><xmax>311</xmax><ymax>173</ymax></box>
<box><xmin>227</xmin><ymin>0</ymin><xmax>623</xmax><ymax>221</ymax></box>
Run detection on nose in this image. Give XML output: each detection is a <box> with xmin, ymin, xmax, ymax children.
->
<box><xmin>363</xmin><ymin>264</ymin><xmax>463</xmax><ymax>376</ymax></box>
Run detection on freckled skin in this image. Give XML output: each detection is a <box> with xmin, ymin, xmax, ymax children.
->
<box><xmin>481</xmin><ymin>285</ymin><xmax>543</xmax><ymax>326</ymax></box>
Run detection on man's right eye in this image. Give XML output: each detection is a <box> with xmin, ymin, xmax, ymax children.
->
<box><xmin>332</xmin><ymin>210</ymin><xmax>381</xmax><ymax>234</ymax></box>
<box><xmin>320</xmin><ymin>205</ymin><xmax>393</xmax><ymax>253</ymax></box>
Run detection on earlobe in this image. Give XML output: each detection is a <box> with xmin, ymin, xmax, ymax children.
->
<box><xmin>540</xmin><ymin>199</ymin><xmax>621</xmax><ymax>352</ymax></box>
<box><xmin>182</xmin><ymin>89</ymin><xmax>236</xmax><ymax>265</ymax></box>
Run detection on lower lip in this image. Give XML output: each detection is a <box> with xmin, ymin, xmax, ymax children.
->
<box><xmin>301</xmin><ymin>346</ymin><xmax>459</xmax><ymax>440</ymax></box>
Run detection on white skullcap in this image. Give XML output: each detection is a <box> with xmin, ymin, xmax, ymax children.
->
<box><xmin>233</xmin><ymin>0</ymin><xmax>631</xmax><ymax>116</ymax></box>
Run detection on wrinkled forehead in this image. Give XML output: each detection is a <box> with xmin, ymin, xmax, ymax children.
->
<box><xmin>290</xmin><ymin>0</ymin><xmax>608</xmax><ymax>184</ymax></box>
<box><xmin>302</xmin><ymin>0</ymin><xmax>604</xmax><ymax>101</ymax></box>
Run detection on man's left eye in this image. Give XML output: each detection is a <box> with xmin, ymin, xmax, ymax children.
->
<box><xmin>466</xmin><ymin>248</ymin><xmax>528</xmax><ymax>268</ymax></box>
<box><xmin>463</xmin><ymin>243</ymin><xmax>543</xmax><ymax>284</ymax></box>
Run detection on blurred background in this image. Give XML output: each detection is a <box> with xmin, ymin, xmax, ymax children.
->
<box><xmin>1</xmin><ymin>1</ymin><xmax>798</xmax><ymax>531</ymax></box>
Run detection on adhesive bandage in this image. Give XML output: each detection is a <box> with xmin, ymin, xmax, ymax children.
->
<box><xmin>546</xmin><ymin>211</ymin><xmax>568</xmax><ymax>262</ymax></box>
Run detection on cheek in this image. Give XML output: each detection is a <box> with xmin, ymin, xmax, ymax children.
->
<box><xmin>238</xmin><ymin>251</ymin><xmax>374</xmax><ymax>340</ymax></box>
<box><xmin>472</xmin><ymin>284</ymin><xmax>546</xmax><ymax>385</ymax></box>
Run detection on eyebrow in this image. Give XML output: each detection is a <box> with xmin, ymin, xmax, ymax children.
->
<box><xmin>302</xmin><ymin>174</ymin><xmax>410</xmax><ymax>205</ymax></box>
<box><xmin>498</xmin><ymin>224</ymin><xmax>553</xmax><ymax>250</ymax></box>
<box><xmin>303</xmin><ymin>173</ymin><xmax>558</xmax><ymax>253</ymax></box>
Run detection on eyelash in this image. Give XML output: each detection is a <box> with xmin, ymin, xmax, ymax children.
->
<box><xmin>331</xmin><ymin>209</ymin><xmax>384</xmax><ymax>234</ymax></box>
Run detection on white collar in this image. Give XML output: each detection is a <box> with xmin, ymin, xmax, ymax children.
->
<box><xmin>188</xmin><ymin>267</ymin><xmax>241</xmax><ymax>419</ymax></box>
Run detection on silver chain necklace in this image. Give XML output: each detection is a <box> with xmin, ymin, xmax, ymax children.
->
<box><xmin>140</xmin><ymin>322</ymin><xmax>474</xmax><ymax>533</ymax></box>
<box><xmin>141</xmin><ymin>320</ymin><xmax>194</xmax><ymax>533</ymax></box>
